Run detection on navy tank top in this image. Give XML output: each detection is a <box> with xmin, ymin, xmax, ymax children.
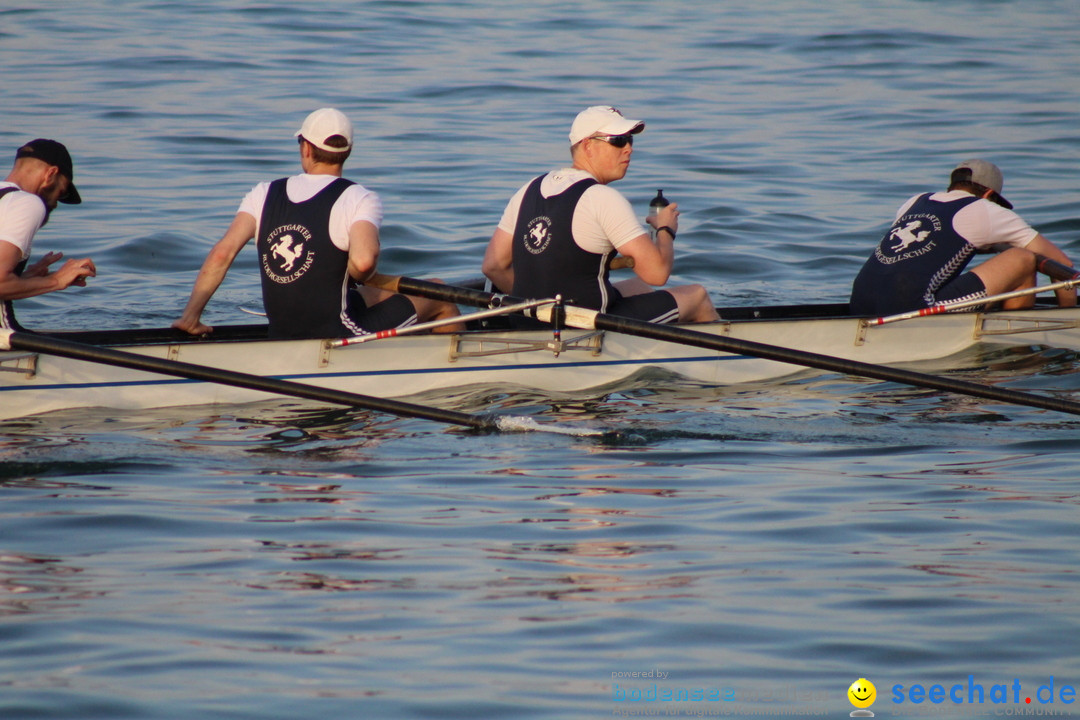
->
<box><xmin>850</xmin><ymin>192</ymin><xmax>981</xmax><ymax>316</ymax></box>
<box><xmin>257</xmin><ymin>177</ymin><xmax>354</xmax><ymax>339</ymax></box>
<box><xmin>511</xmin><ymin>175</ymin><xmax>617</xmax><ymax>311</ymax></box>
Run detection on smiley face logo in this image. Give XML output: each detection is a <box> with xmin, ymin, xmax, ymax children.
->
<box><xmin>848</xmin><ymin>678</ymin><xmax>876</xmax><ymax>709</ymax></box>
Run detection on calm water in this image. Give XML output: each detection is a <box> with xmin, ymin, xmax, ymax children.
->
<box><xmin>3</xmin><ymin>1</ymin><xmax>1080</xmax><ymax>717</ymax></box>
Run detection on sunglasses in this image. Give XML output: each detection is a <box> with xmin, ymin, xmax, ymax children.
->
<box><xmin>590</xmin><ymin>134</ymin><xmax>634</xmax><ymax>148</ymax></box>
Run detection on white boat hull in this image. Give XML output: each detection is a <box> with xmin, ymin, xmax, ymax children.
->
<box><xmin>2</xmin><ymin>306</ymin><xmax>1079</xmax><ymax>420</ymax></box>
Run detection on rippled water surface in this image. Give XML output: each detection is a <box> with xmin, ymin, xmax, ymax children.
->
<box><xmin>3</xmin><ymin>1</ymin><xmax>1080</xmax><ymax>718</ymax></box>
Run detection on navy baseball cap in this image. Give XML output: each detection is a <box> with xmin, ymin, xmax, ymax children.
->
<box><xmin>16</xmin><ymin>139</ymin><xmax>82</xmax><ymax>204</ymax></box>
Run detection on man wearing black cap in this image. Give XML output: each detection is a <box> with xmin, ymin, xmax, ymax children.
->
<box><xmin>850</xmin><ymin>159</ymin><xmax>1076</xmax><ymax>317</ymax></box>
<box><xmin>0</xmin><ymin>139</ymin><xmax>96</xmax><ymax>329</ymax></box>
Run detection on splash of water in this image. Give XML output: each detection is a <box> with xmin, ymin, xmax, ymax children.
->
<box><xmin>493</xmin><ymin>414</ymin><xmax>606</xmax><ymax>436</ymax></box>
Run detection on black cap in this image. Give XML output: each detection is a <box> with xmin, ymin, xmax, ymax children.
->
<box><xmin>15</xmin><ymin>139</ymin><xmax>81</xmax><ymax>204</ymax></box>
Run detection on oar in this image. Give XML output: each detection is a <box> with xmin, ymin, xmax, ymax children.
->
<box><xmin>866</xmin><ymin>278</ymin><xmax>1080</xmax><ymax>326</ymax></box>
<box><xmin>1035</xmin><ymin>254</ymin><xmax>1080</xmax><ymax>281</ymax></box>
<box><xmin>330</xmin><ymin>297</ymin><xmax>553</xmax><ymax>347</ymax></box>
<box><xmin>367</xmin><ymin>274</ymin><xmax>1080</xmax><ymax>418</ymax></box>
<box><xmin>0</xmin><ymin>330</ymin><xmax>600</xmax><ymax>435</ymax></box>
<box><xmin>867</xmin><ymin>255</ymin><xmax>1080</xmax><ymax>325</ymax></box>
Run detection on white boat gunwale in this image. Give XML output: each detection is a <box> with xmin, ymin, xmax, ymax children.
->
<box><xmin>3</xmin><ymin>302</ymin><xmax>1080</xmax><ymax>420</ymax></box>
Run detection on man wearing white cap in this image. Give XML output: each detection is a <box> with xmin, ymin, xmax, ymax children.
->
<box><xmin>482</xmin><ymin>106</ymin><xmax>718</xmax><ymax>323</ymax></box>
<box><xmin>850</xmin><ymin>160</ymin><xmax>1076</xmax><ymax>316</ymax></box>
<box><xmin>175</xmin><ymin>108</ymin><xmax>460</xmax><ymax>339</ymax></box>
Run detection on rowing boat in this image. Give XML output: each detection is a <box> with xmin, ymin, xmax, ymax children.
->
<box><xmin>3</xmin><ymin>300</ymin><xmax>1079</xmax><ymax>421</ymax></box>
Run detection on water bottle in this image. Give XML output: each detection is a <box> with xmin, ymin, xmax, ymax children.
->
<box><xmin>648</xmin><ymin>189</ymin><xmax>669</xmax><ymax>239</ymax></box>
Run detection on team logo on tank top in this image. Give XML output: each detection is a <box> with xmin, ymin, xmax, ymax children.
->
<box><xmin>262</xmin><ymin>223</ymin><xmax>315</xmax><ymax>283</ymax></box>
<box><xmin>523</xmin><ymin>216</ymin><xmax>553</xmax><ymax>255</ymax></box>
<box><xmin>874</xmin><ymin>212</ymin><xmax>942</xmax><ymax>265</ymax></box>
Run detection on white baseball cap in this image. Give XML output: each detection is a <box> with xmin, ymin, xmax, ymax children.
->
<box><xmin>569</xmin><ymin>106</ymin><xmax>645</xmax><ymax>146</ymax></box>
<box><xmin>295</xmin><ymin>108</ymin><xmax>354</xmax><ymax>152</ymax></box>
<box><xmin>953</xmin><ymin>159</ymin><xmax>1012</xmax><ymax>209</ymax></box>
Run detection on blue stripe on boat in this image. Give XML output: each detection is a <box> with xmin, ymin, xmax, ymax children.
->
<box><xmin>0</xmin><ymin>353</ymin><xmax>746</xmax><ymax>393</ymax></box>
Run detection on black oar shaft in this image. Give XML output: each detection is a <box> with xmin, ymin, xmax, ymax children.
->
<box><xmin>379</xmin><ymin>275</ymin><xmax>500</xmax><ymax>308</ymax></box>
<box><xmin>7</xmin><ymin>332</ymin><xmax>493</xmax><ymax>430</ymax></box>
<box><xmin>592</xmin><ymin>313</ymin><xmax>1080</xmax><ymax>417</ymax></box>
<box><xmin>389</xmin><ymin>276</ymin><xmax>1080</xmax><ymax>419</ymax></box>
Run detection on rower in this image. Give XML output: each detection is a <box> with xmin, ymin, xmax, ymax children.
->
<box><xmin>481</xmin><ymin>105</ymin><xmax>718</xmax><ymax>325</ymax></box>
<box><xmin>849</xmin><ymin>159</ymin><xmax>1077</xmax><ymax>317</ymax></box>
<box><xmin>0</xmin><ymin>139</ymin><xmax>95</xmax><ymax>330</ymax></box>
<box><xmin>173</xmin><ymin>108</ymin><xmax>462</xmax><ymax>340</ymax></box>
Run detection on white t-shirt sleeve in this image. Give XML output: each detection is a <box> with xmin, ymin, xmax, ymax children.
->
<box><xmin>893</xmin><ymin>194</ymin><xmax>921</xmax><ymax>220</ymax></box>
<box><xmin>329</xmin><ymin>185</ymin><xmax>383</xmax><ymax>252</ymax></box>
<box><xmin>237</xmin><ymin>181</ymin><xmax>269</xmax><ymax>221</ymax></box>
<box><xmin>573</xmin><ymin>184</ymin><xmax>648</xmax><ymax>254</ymax></box>
<box><xmin>0</xmin><ymin>191</ymin><xmax>47</xmax><ymax>259</ymax></box>
<box><xmin>954</xmin><ymin>199</ymin><xmax>1038</xmax><ymax>250</ymax></box>
<box><xmin>496</xmin><ymin>184</ymin><xmax>529</xmax><ymax>235</ymax></box>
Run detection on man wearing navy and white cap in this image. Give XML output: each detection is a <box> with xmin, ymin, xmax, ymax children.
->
<box><xmin>175</xmin><ymin>108</ymin><xmax>460</xmax><ymax>339</ymax></box>
<box><xmin>0</xmin><ymin>139</ymin><xmax>96</xmax><ymax>330</ymax></box>
<box><xmin>850</xmin><ymin>159</ymin><xmax>1076</xmax><ymax>316</ymax></box>
<box><xmin>482</xmin><ymin>105</ymin><xmax>718</xmax><ymax>323</ymax></box>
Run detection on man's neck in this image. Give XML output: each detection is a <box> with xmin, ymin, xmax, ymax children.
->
<box><xmin>3</xmin><ymin>170</ymin><xmax>31</xmax><ymax>193</ymax></box>
<box><xmin>307</xmin><ymin>166</ymin><xmax>343</xmax><ymax>177</ymax></box>
<box><xmin>300</xmin><ymin>158</ymin><xmax>344</xmax><ymax>177</ymax></box>
<box><xmin>570</xmin><ymin>162</ymin><xmax>603</xmax><ymax>184</ymax></box>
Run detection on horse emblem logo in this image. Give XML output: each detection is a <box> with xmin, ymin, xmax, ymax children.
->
<box><xmin>889</xmin><ymin>219</ymin><xmax>931</xmax><ymax>253</ymax></box>
<box><xmin>262</xmin><ymin>224</ymin><xmax>315</xmax><ymax>283</ymax></box>
<box><xmin>270</xmin><ymin>234</ymin><xmax>304</xmax><ymax>272</ymax></box>
<box><xmin>524</xmin><ymin>216</ymin><xmax>553</xmax><ymax>255</ymax></box>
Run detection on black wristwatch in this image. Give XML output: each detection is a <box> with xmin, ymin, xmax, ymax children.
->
<box><xmin>657</xmin><ymin>226</ymin><xmax>676</xmax><ymax>241</ymax></box>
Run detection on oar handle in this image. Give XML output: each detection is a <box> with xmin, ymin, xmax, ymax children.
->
<box><xmin>1035</xmin><ymin>255</ymin><xmax>1080</xmax><ymax>281</ymax></box>
<box><xmin>366</xmin><ymin>273</ymin><xmax>402</xmax><ymax>292</ymax></box>
<box><xmin>366</xmin><ymin>261</ymin><xmax>634</xmax><ymax>296</ymax></box>
<box><xmin>367</xmin><ymin>274</ymin><xmax>517</xmax><ymax>309</ymax></box>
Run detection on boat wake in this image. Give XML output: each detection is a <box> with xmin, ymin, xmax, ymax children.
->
<box><xmin>493</xmin><ymin>414</ymin><xmax>608</xmax><ymax>437</ymax></box>
<box><xmin>490</xmin><ymin>415</ymin><xmax>734</xmax><ymax>445</ymax></box>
